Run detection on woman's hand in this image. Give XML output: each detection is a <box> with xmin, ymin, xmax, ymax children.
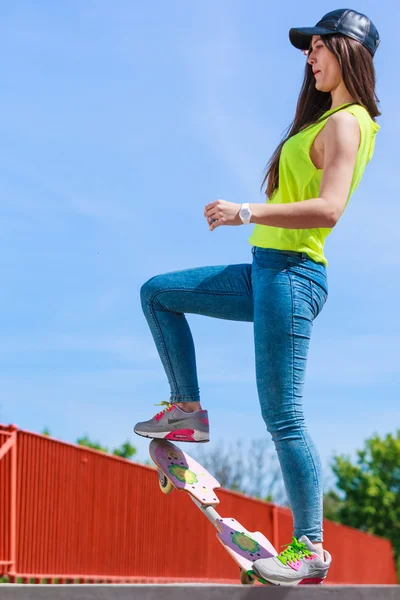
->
<box><xmin>204</xmin><ymin>199</ymin><xmax>242</xmax><ymax>231</ymax></box>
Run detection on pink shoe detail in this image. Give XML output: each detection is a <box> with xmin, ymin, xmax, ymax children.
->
<box><xmin>199</xmin><ymin>417</ymin><xmax>209</xmax><ymax>425</ymax></box>
<box><xmin>165</xmin><ymin>429</ymin><xmax>196</xmax><ymax>442</ymax></box>
<box><xmin>154</xmin><ymin>404</ymin><xmax>175</xmax><ymax>421</ymax></box>
<box><xmin>298</xmin><ymin>577</ymin><xmax>324</xmax><ymax>585</ymax></box>
<box><xmin>287</xmin><ymin>559</ymin><xmax>302</xmax><ymax>571</ymax></box>
<box><xmin>305</xmin><ymin>553</ymin><xmax>319</xmax><ymax>561</ymax></box>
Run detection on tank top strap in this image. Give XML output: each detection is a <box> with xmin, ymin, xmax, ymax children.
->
<box><xmin>300</xmin><ymin>102</ymin><xmax>359</xmax><ymax>134</ymax></box>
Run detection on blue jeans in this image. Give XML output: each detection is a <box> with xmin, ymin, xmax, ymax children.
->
<box><xmin>140</xmin><ymin>247</ymin><xmax>328</xmax><ymax>542</ymax></box>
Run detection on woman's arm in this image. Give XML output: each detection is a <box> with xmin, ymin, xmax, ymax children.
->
<box><xmin>204</xmin><ymin>111</ymin><xmax>360</xmax><ymax>231</ymax></box>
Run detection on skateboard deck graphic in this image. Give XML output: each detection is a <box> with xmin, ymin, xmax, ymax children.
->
<box><xmin>216</xmin><ymin>517</ymin><xmax>277</xmax><ymax>573</ymax></box>
<box><xmin>149</xmin><ymin>438</ymin><xmax>220</xmax><ymax>504</ymax></box>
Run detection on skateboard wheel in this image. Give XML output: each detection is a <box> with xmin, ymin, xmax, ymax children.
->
<box><xmin>158</xmin><ymin>470</ymin><xmax>174</xmax><ymax>494</ymax></box>
<box><xmin>239</xmin><ymin>569</ymin><xmax>255</xmax><ymax>585</ymax></box>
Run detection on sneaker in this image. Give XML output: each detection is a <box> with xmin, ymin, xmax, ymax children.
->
<box><xmin>252</xmin><ymin>535</ymin><xmax>331</xmax><ymax>586</ymax></box>
<box><xmin>133</xmin><ymin>401</ymin><xmax>210</xmax><ymax>443</ymax></box>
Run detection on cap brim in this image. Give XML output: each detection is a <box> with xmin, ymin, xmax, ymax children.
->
<box><xmin>289</xmin><ymin>27</ymin><xmax>335</xmax><ymax>51</ymax></box>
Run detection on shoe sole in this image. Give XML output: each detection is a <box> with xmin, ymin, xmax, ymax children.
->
<box><xmin>252</xmin><ymin>565</ymin><xmax>325</xmax><ymax>586</ymax></box>
<box><xmin>134</xmin><ymin>428</ymin><xmax>209</xmax><ymax>443</ymax></box>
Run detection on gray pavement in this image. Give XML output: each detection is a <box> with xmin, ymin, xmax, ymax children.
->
<box><xmin>0</xmin><ymin>584</ymin><xmax>398</xmax><ymax>600</ymax></box>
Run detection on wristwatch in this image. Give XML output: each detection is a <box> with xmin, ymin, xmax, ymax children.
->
<box><xmin>239</xmin><ymin>203</ymin><xmax>252</xmax><ymax>224</ymax></box>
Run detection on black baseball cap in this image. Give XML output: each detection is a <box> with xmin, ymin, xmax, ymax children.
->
<box><xmin>289</xmin><ymin>8</ymin><xmax>380</xmax><ymax>57</ymax></box>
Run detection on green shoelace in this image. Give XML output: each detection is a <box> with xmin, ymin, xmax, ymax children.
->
<box><xmin>277</xmin><ymin>537</ymin><xmax>313</xmax><ymax>565</ymax></box>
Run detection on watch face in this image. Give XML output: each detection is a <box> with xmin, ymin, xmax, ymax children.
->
<box><xmin>241</xmin><ymin>209</ymin><xmax>251</xmax><ymax>219</ymax></box>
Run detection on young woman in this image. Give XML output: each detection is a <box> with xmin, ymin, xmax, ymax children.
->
<box><xmin>135</xmin><ymin>8</ymin><xmax>381</xmax><ymax>586</ymax></box>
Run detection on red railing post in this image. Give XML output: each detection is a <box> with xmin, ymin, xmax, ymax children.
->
<box><xmin>0</xmin><ymin>424</ymin><xmax>17</xmax><ymax>577</ymax></box>
<box><xmin>272</xmin><ymin>504</ymin><xmax>279</xmax><ymax>551</ymax></box>
<box><xmin>9</xmin><ymin>425</ymin><xmax>17</xmax><ymax>577</ymax></box>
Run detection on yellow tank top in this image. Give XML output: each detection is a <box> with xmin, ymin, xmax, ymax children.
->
<box><xmin>248</xmin><ymin>103</ymin><xmax>380</xmax><ymax>266</ymax></box>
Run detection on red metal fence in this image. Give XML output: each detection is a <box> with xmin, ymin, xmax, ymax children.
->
<box><xmin>0</xmin><ymin>424</ymin><xmax>397</xmax><ymax>584</ymax></box>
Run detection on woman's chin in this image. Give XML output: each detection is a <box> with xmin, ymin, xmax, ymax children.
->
<box><xmin>314</xmin><ymin>82</ymin><xmax>330</xmax><ymax>93</ymax></box>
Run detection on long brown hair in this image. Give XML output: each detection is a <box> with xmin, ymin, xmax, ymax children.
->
<box><xmin>261</xmin><ymin>34</ymin><xmax>381</xmax><ymax>199</ymax></box>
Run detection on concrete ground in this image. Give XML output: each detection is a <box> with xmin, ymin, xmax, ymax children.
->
<box><xmin>0</xmin><ymin>584</ymin><xmax>399</xmax><ymax>600</ymax></box>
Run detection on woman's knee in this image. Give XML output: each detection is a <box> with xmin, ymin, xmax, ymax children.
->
<box><xmin>261</xmin><ymin>404</ymin><xmax>305</xmax><ymax>442</ymax></box>
<box><xmin>140</xmin><ymin>274</ymin><xmax>165</xmax><ymax>308</ymax></box>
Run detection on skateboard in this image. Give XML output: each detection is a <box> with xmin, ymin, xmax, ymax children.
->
<box><xmin>149</xmin><ymin>438</ymin><xmax>277</xmax><ymax>585</ymax></box>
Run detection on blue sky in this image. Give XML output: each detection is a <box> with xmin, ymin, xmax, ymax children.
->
<box><xmin>1</xmin><ymin>1</ymin><xmax>398</xmax><ymax>492</ymax></box>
